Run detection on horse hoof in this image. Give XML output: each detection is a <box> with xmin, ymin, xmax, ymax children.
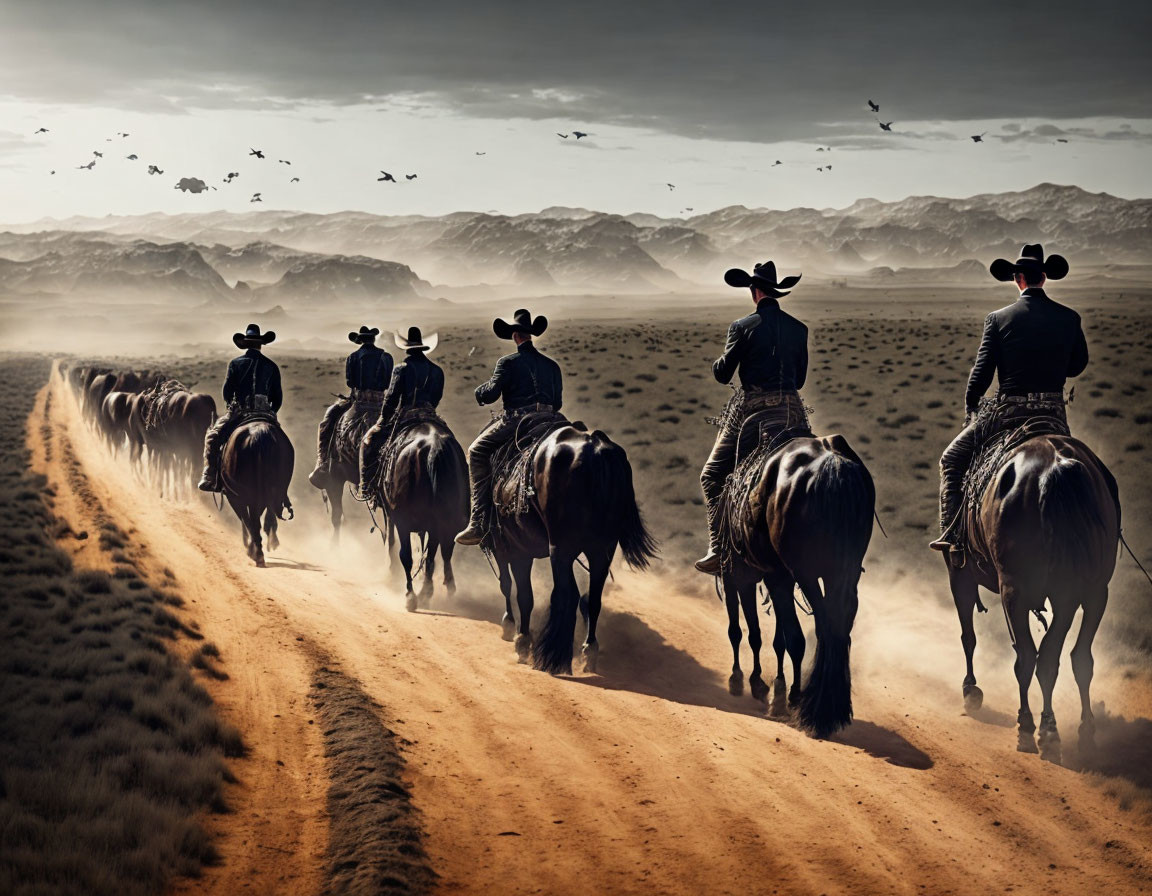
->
<box><xmin>418</xmin><ymin>590</ymin><xmax>433</xmax><ymax>609</ymax></box>
<box><xmin>501</xmin><ymin>614</ymin><xmax>516</xmax><ymax>642</ymax></box>
<box><xmin>445</xmin><ymin>582</ymin><xmax>456</xmax><ymax>597</ymax></box>
<box><xmin>750</xmin><ymin>675</ymin><xmax>769</xmax><ymax>703</ymax></box>
<box><xmin>255</xmin><ymin>558</ymin><xmax>266</xmax><ymax>569</ymax></box>
<box><xmin>1039</xmin><ymin>738</ymin><xmax>1062</xmax><ymax>765</ymax></box>
<box><xmin>963</xmin><ymin>685</ymin><xmax>984</xmax><ymax>714</ymax></box>
<box><xmin>728</xmin><ymin>673</ymin><xmax>744</xmax><ymax>697</ymax></box>
<box><xmin>514</xmin><ymin>633</ymin><xmax>532</xmax><ymax>664</ymax></box>
<box><xmin>582</xmin><ymin>642</ymin><xmax>599</xmax><ymax>674</ymax></box>
<box><xmin>1017</xmin><ymin>731</ymin><xmax>1039</xmax><ymax>754</ymax></box>
<box><xmin>405</xmin><ymin>593</ymin><xmax>418</xmax><ymax>613</ymax></box>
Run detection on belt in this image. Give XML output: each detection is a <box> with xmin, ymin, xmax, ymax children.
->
<box><xmin>354</xmin><ymin>389</ymin><xmax>386</xmax><ymax>403</ymax></box>
<box><xmin>507</xmin><ymin>403</ymin><xmax>554</xmax><ymax>416</ymax></box>
<box><xmin>742</xmin><ymin>388</ymin><xmax>802</xmax><ymax>406</ymax></box>
<box><xmin>997</xmin><ymin>392</ymin><xmax>1063</xmax><ymax>404</ymax></box>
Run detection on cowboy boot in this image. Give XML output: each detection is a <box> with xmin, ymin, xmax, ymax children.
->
<box><xmin>197</xmin><ymin>425</ymin><xmax>223</xmax><ymax>492</ymax></box>
<box><xmin>929</xmin><ymin>469</ymin><xmax>964</xmax><ymax>562</ymax></box>
<box><xmin>455</xmin><ymin>458</ymin><xmax>492</xmax><ymax>546</ymax></box>
<box><xmin>694</xmin><ymin>480</ymin><xmax>725</xmax><ymax>574</ymax></box>
<box><xmin>357</xmin><ymin>422</ymin><xmax>384</xmax><ymax>501</ymax></box>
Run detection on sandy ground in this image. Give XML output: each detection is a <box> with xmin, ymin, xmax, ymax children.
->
<box><xmin>30</xmin><ymin>323</ymin><xmax>1152</xmax><ymax>896</ymax></box>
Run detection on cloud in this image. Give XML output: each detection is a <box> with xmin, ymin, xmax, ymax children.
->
<box><xmin>996</xmin><ymin>122</ymin><xmax>1152</xmax><ymax>144</ymax></box>
<box><xmin>1</xmin><ymin>0</ymin><xmax>1149</xmax><ymax>143</ymax></box>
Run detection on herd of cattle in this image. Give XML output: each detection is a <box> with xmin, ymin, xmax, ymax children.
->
<box><xmin>64</xmin><ymin>362</ymin><xmax>216</xmax><ymax>493</ymax></box>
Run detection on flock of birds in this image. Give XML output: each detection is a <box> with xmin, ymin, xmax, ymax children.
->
<box><xmin>33</xmin><ymin>101</ymin><xmax>1074</xmax><ymax>211</ymax></box>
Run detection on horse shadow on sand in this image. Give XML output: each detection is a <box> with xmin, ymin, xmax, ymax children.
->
<box><xmin>435</xmin><ymin>585</ymin><xmax>933</xmax><ymax>770</ymax></box>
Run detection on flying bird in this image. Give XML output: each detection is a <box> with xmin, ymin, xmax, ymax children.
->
<box><xmin>817</xmin><ymin>147</ymin><xmax>825</xmax><ymax>152</ymax></box>
<box><xmin>405</xmin><ymin>174</ymin><xmax>417</xmax><ymax>180</ymax></box>
<box><xmin>93</xmin><ymin>151</ymin><xmax>103</xmax><ymax>158</ymax></box>
<box><xmin>817</xmin><ymin>166</ymin><xmax>825</xmax><ymax>172</ymax></box>
<box><xmin>117</xmin><ymin>132</ymin><xmax>129</xmax><ymax>138</ymax></box>
<box><xmin>34</xmin><ymin>127</ymin><xmax>49</xmax><ymax>134</ymax></box>
<box><xmin>556</xmin><ymin>133</ymin><xmax>569</xmax><ymax>139</ymax></box>
<box><xmin>249</xmin><ymin>148</ymin><xmax>265</xmax><ymax>158</ymax></box>
<box><xmin>683</xmin><ymin>207</ymin><xmax>694</xmax><ymax>212</ymax></box>
<box><xmin>290</xmin><ymin>176</ymin><xmax>300</xmax><ymax>183</ymax></box>
<box><xmin>49</xmin><ymin>170</ymin><xmax>55</xmax><ymax>175</ymax></box>
<box><xmin>475</xmin><ymin>151</ymin><xmax>487</xmax><ymax>156</ymax></box>
<box><xmin>377</xmin><ymin>171</ymin><xmax>396</xmax><ymax>182</ymax></box>
<box><xmin>147</xmin><ymin>165</ymin><xmax>163</xmax><ymax>175</ymax></box>
<box><xmin>772</xmin><ymin>160</ymin><xmax>782</xmax><ymax>166</ymax></box>
<box><xmin>126</xmin><ymin>154</ymin><xmax>138</xmax><ymax>160</ymax></box>
<box><xmin>971</xmin><ymin>133</ymin><xmax>986</xmax><ymax>143</ymax></box>
<box><xmin>573</xmin><ymin>131</ymin><xmax>588</xmax><ymax>139</ymax></box>
<box><xmin>878</xmin><ymin>121</ymin><xmax>893</xmax><ymax>131</ymax></box>
<box><xmin>224</xmin><ymin>172</ymin><xmax>239</xmax><ymax>183</ymax></box>
<box><xmin>77</xmin><ymin>161</ymin><xmax>95</xmax><ymax>170</ymax></box>
<box><xmin>250</xmin><ymin>192</ymin><xmax>262</xmax><ymax>202</ymax></box>
<box><xmin>868</xmin><ymin>100</ymin><xmax>880</xmax><ymax>112</ymax></box>
<box><xmin>666</xmin><ymin>183</ymin><xmax>675</xmax><ymax>191</ymax></box>
<box><xmin>278</xmin><ymin>159</ymin><xmax>291</xmax><ymax>165</ymax></box>
<box><xmin>1056</xmin><ymin>138</ymin><xmax>1069</xmax><ymax>143</ymax></box>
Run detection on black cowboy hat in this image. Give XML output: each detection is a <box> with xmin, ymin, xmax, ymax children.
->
<box><xmin>723</xmin><ymin>260</ymin><xmax>802</xmax><ymax>298</ymax></box>
<box><xmin>232</xmin><ymin>323</ymin><xmax>276</xmax><ymax>350</ymax></box>
<box><xmin>348</xmin><ymin>325</ymin><xmax>380</xmax><ymax>344</ymax></box>
<box><xmin>493</xmin><ymin>308</ymin><xmax>548</xmax><ymax>340</ymax></box>
<box><xmin>989</xmin><ymin>244</ymin><xmax>1069</xmax><ymax>282</ymax></box>
<box><xmin>394</xmin><ymin>325</ymin><xmax>438</xmax><ymax>353</ymax></box>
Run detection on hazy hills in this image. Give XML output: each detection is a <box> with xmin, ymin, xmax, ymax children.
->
<box><xmin>1</xmin><ymin>184</ymin><xmax>1148</xmax><ymax>305</ymax></box>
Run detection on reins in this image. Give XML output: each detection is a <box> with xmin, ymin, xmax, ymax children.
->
<box><xmin>1120</xmin><ymin>530</ymin><xmax>1152</xmax><ymax>591</ymax></box>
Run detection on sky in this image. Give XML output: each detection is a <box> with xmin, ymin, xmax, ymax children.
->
<box><xmin>1</xmin><ymin>0</ymin><xmax>1149</xmax><ymax>221</ymax></box>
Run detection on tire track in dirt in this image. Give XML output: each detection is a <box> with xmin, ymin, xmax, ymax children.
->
<box><xmin>34</xmin><ymin>365</ymin><xmax>1152</xmax><ymax>896</ymax></box>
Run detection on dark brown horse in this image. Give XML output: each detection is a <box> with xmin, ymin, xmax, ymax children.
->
<box><xmin>133</xmin><ymin>385</ymin><xmax>217</xmax><ymax>493</ymax></box>
<box><xmin>489</xmin><ymin>424</ymin><xmax>657</xmax><ymax>674</ymax></box>
<box><xmin>368</xmin><ymin>419</ymin><xmax>469</xmax><ymax>610</ymax></box>
<box><xmin>98</xmin><ymin>391</ymin><xmax>136</xmax><ymax>456</ymax></box>
<box><xmin>220</xmin><ymin>419</ymin><xmax>294</xmax><ymax>567</ymax></box>
<box><xmin>947</xmin><ymin>435</ymin><xmax>1119</xmax><ymax>761</ymax></box>
<box><xmin>313</xmin><ymin>402</ymin><xmax>377</xmax><ymax>543</ymax></box>
<box><xmin>720</xmin><ymin>434</ymin><xmax>875</xmax><ymax>738</ymax></box>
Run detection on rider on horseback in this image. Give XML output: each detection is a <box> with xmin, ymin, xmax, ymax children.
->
<box><xmin>930</xmin><ymin>244</ymin><xmax>1088</xmax><ymax>566</ymax></box>
<box><xmin>455</xmin><ymin>309</ymin><xmax>562</xmax><ymax>546</ymax></box>
<box><xmin>309</xmin><ymin>325</ymin><xmax>393</xmax><ymax>488</ymax></box>
<box><xmin>696</xmin><ymin>262</ymin><xmax>808</xmax><ymax>574</ymax></box>
<box><xmin>358</xmin><ymin>326</ymin><xmax>445</xmax><ymax>497</ymax></box>
<box><xmin>197</xmin><ymin>323</ymin><xmax>283</xmax><ymax>492</ymax></box>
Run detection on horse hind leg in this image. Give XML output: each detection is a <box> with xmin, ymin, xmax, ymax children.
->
<box><xmin>738</xmin><ymin>580</ymin><xmax>768</xmax><ymax>703</ymax></box>
<box><xmin>499</xmin><ymin>561</ymin><xmax>516</xmax><ymax>642</ymax></box>
<box><xmin>246</xmin><ymin>504</ymin><xmax>265</xmax><ymax>567</ymax></box>
<box><xmin>440</xmin><ymin>537</ymin><xmax>457</xmax><ymax>597</ymax></box>
<box><xmin>419</xmin><ymin>532</ymin><xmax>439</xmax><ymax>608</ymax></box>
<box><xmin>767</xmin><ymin>578</ymin><xmax>803</xmax><ymax>718</ymax></box>
<box><xmin>511</xmin><ymin>556</ymin><xmax>535</xmax><ymax>664</ymax></box>
<box><xmin>723</xmin><ymin>577</ymin><xmax>744</xmax><ymax>696</ymax></box>
<box><xmin>580</xmin><ymin>550</ymin><xmax>611</xmax><ymax>674</ymax></box>
<box><xmin>1035</xmin><ymin>597</ymin><xmax>1076</xmax><ymax>764</ymax></box>
<box><xmin>1003</xmin><ymin>585</ymin><xmax>1039</xmax><ymax>753</ymax></box>
<box><xmin>264</xmin><ymin>509</ymin><xmax>280</xmax><ymax>552</ymax></box>
<box><xmin>950</xmin><ymin>565</ymin><xmax>984</xmax><ymax>713</ymax></box>
<box><xmin>397</xmin><ymin>528</ymin><xmax>416</xmax><ymax>611</ymax></box>
<box><xmin>1071</xmin><ymin>587</ymin><xmax>1108</xmax><ymax>758</ymax></box>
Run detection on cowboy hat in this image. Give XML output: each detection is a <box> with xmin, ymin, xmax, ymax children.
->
<box><xmin>348</xmin><ymin>325</ymin><xmax>380</xmax><ymax>344</ymax></box>
<box><xmin>723</xmin><ymin>261</ymin><xmax>802</xmax><ymax>298</ymax></box>
<box><xmin>394</xmin><ymin>326</ymin><xmax>438</xmax><ymax>353</ymax></box>
<box><xmin>232</xmin><ymin>323</ymin><xmax>276</xmax><ymax>350</ymax></box>
<box><xmin>493</xmin><ymin>308</ymin><xmax>548</xmax><ymax>340</ymax></box>
<box><xmin>989</xmin><ymin>244</ymin><xmax>1069</xmax><ymax>282</ymax></box>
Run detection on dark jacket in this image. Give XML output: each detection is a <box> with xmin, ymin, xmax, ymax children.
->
<box><xmin>712</xmin><ymin>297</ymin><xmax>808</xmax><ymax>391</ymax></box>
<box><xmin>965</xmin><ymin>287</ymin><xmax>1089</xmax><ymax>411</ymax></box>
<box><xmin>223</xmin><ymin>349</ymin><xmax>283</xmax><ymax>411</ymax></box>
<box><xmin>346</xmin><ymin>343</ymin><xmax>393</xmax><ymax>392</ymax></box>
<box><xmin>475</xmin><ymin>341</ymin><xmax>563</xmax><ymax>412</ymax></box>
<box><xmin>380</xmin><ymin>351</ymin><xmax>445</xmax><ymax>419</ymax></box>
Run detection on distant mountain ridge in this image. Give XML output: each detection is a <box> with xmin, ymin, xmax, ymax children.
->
<box><xmin>2</xmin><ymin>184</ymin><xmax>1148</xmax><ymax>304</ymax></box>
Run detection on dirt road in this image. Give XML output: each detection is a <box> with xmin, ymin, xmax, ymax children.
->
<box><xmin>32</xmin><ymin>367</ymin><xmax>1152</xmax><ymax>896</ymax></box>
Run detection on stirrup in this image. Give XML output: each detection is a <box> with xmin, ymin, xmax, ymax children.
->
<box><xmin>928</xmin><ymin>537</ymin><xmax>953</xmax><ymax>553</ymax></box>
<box><xmin>454</xmin><ymin>523</ymin><xmax>486</xmax><ymax>546</ymax></box>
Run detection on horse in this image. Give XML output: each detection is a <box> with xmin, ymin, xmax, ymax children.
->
<box><xmin>369</xmin><ymin>417</ymin><xmax>469</xmax><ymax>610</ymax></box>
<box><xmin>946</xmin><ymin>434</ymin><xmax>1119</xmax><ymax>761</ymax></box>
<box><xmin>719</xmin><ymin>433</ymin><xmax>875</xmax><ymax>739</ymax></box>
<box><xmin>487</xmin><ymin>423</ymin><xmax>657</xmax><ymax>674</ymax></box>
<box><xmin>98</xmin><ymin>391</ymin><xmax>136</xmax><ymax>456</ymax></box>
<box><xmin>312</xmin><ymin>400</ymin><xmax>378</xmax><ymax>543</ymax></box>
<box><xmin>220</xmin><ymin>419</ymin><xmax>295</xmax><ymax>567</ymax></box>
<box><xmin>139</xmin><ymin>385</ymin><xmax>217</xmax><ymax>493</ymax></box>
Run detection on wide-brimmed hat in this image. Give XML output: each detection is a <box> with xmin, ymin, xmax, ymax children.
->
<box><xmin>233</xmin><ymin>323</ymin><xmax>276</xmax><ymax>350</ymax></box>
<box><xmin>989</xmin><ymin>244</ymin><xmax>1069</xmax><ymax>282</ymax></box>
<box><xmin>493</xmin><ymin>308</ymin><xmax>548</xmax><ymax>340</ymax></box>
<box><xmin>723</xmin><ymin>260</ymin><xmax>802</xmax><ymax>299</ymax></box>
<box><xmin>348</xmin><ymin>325</ymin><xmax>380</xmax><ymax>344</ymax></box>
<box><xmin>394</xmin><ymin>326</ymin><xmax>438</xmax><ymax>353</ymax></box>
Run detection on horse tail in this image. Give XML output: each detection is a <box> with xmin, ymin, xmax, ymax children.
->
<box><xmin>588</xmin><ymin>432</ymin><xmax>658</xmax><ymax>570</ymax></box>
<box><xmin>1038</xmin><ymin>455</ymin><xmax>1113</xmax><ymax>578</ymax></box>
<box><xmin>797</xmin><ymin>446</ymin><xmax>874</xmax><ymax>738</ymax></box>
<box><xmin>427</xmin><ymin>432</ymin><xmax>469</xmax><ymax>523</ymax></box>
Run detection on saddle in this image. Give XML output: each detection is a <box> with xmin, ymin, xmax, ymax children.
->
<box><xmin>333</xmin><ymin>397</ymin><xmax>381</xmax><ymax>467</ymax></box>
<box><xmin>715</xmin><ymin>411</ymin><xmax>814</xmax><ymax>573</ymax></box>
<box><xmin>954</xmin><ymin>403</ymin><xmax>1070</xmax><ymax>555</ymax></box>
<box><xmin>490</xmin><ymin>412</ymin><xmax>571</xmax><ymax>523</ymax></box>
<box><xmin>376</xmin><ymin>406</ymin><xmax>452</xmax><ymax>501</ymax></box>
<box><xmin>140</xmin><ymin>379</ymin><xmax>188</xmax><ymax>431</ymax></box>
